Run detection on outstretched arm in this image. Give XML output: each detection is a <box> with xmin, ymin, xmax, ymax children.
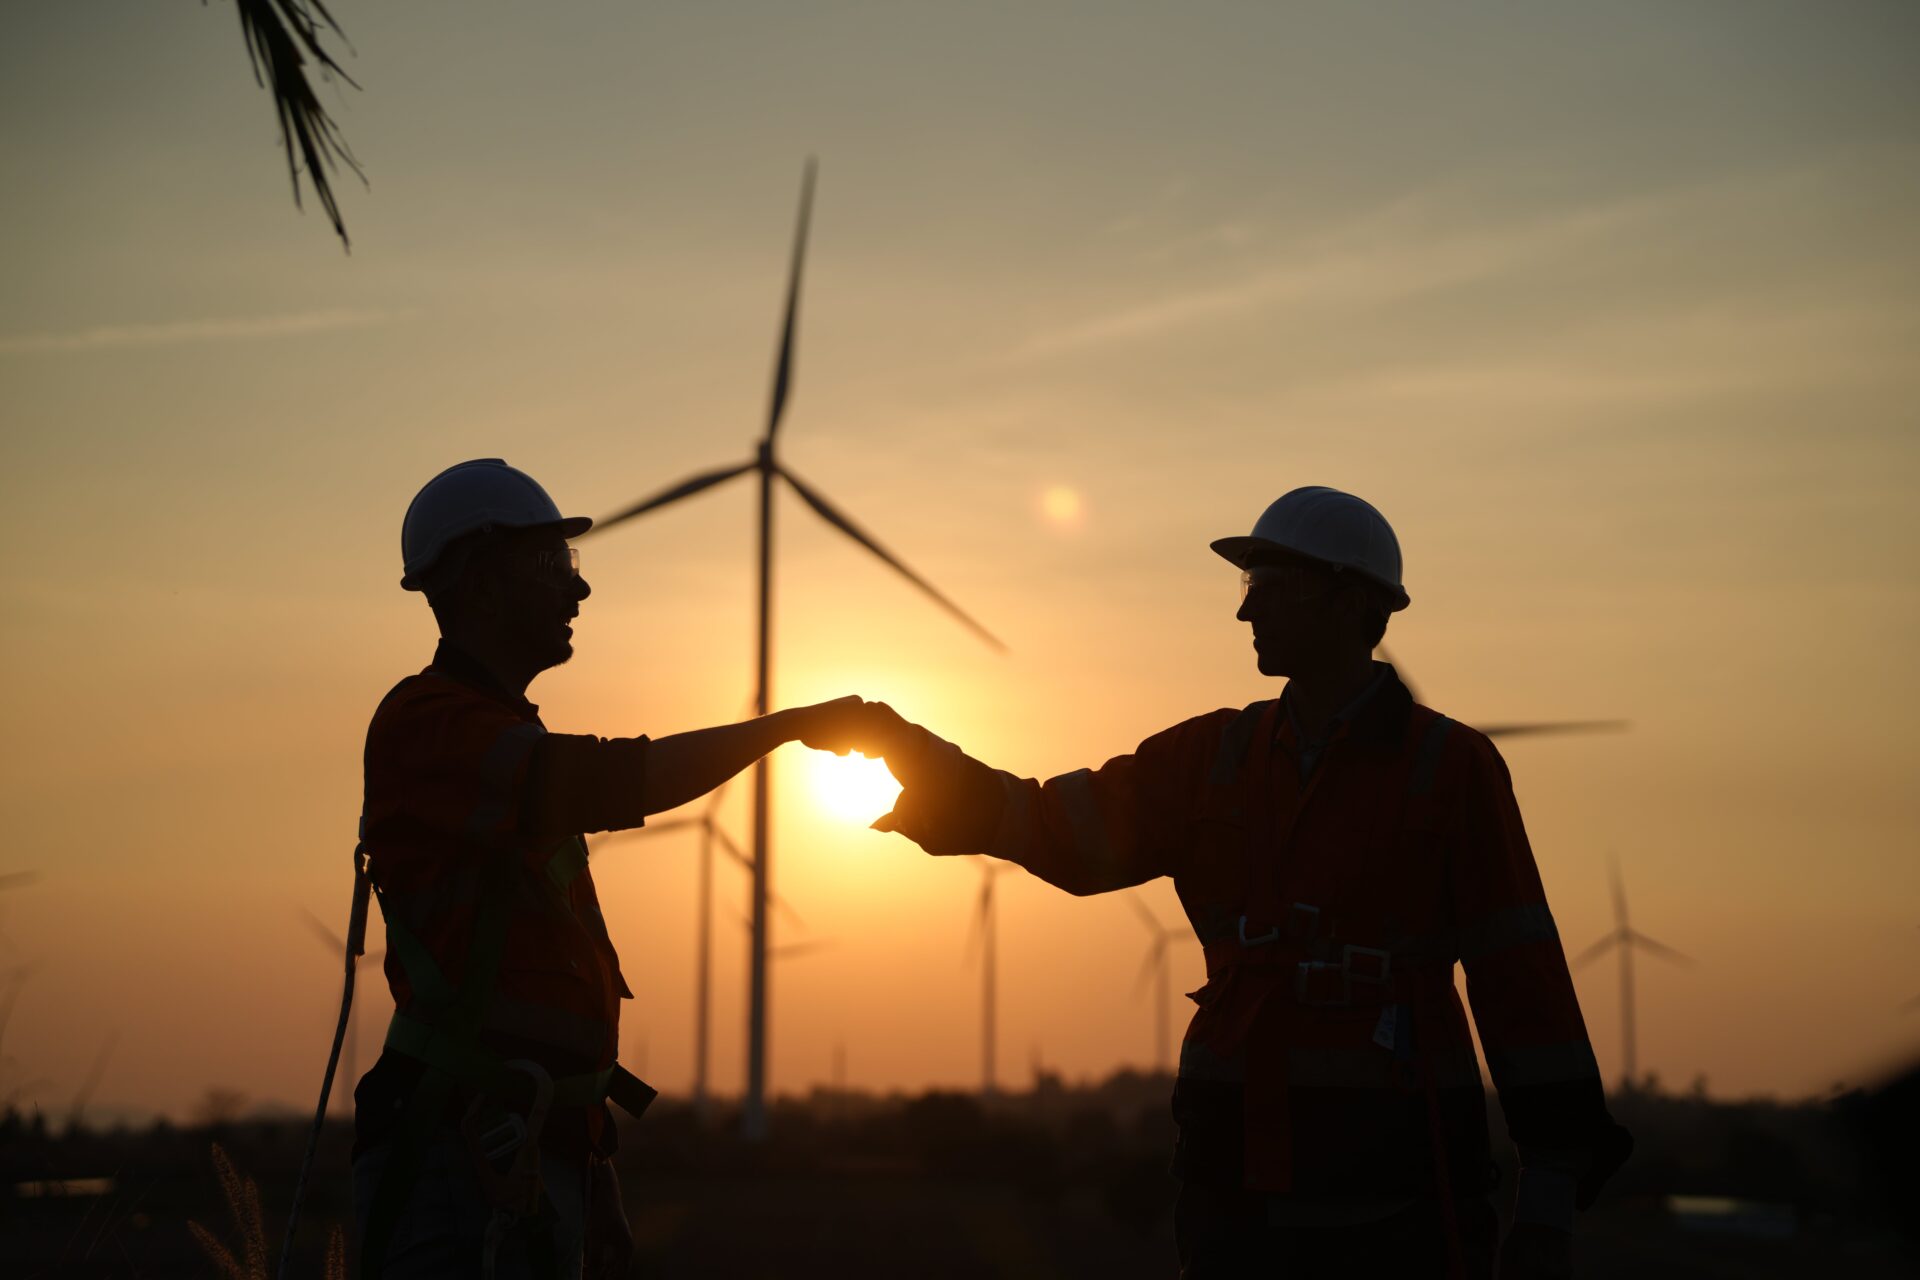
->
<box><xmin>852</xmin><ymin>703</ymin><xmax>1229</xmax><ymax>895</ymax></box>
<box><xmin>525</xmin><ymin>697</ymin><xmax>867</xmax><ymax>840</ymax></box>
<box><xmin>641</xmin><ymin>697</ymin><xmax>865</xmax><ymax>815</ymax></box>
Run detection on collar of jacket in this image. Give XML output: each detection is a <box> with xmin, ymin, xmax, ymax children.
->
<box><xmin>1276</xmin><ymin>660</ymin><xmax>1414</xmax><ymax>753</ymax></box>
<box><xmin>428</xmin><ymin>638</ymin><xmax>540</xmax><ymax>719</ymax></box>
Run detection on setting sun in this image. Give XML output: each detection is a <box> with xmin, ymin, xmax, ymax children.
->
<box><xmin>807</xmin><ymin>751</ymin><xmax>903</xmax><ymax>824</ymax></box>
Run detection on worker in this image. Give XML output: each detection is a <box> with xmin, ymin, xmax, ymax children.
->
<box><xmin>835</xmin><ymin>486</ymin><xmax>1631</xmax><ymax>1278</ymax></box>
<box><xmin>353</xmin><ymin>459</ymin><xmax>867</xmax><ymax>1279</ymax></box>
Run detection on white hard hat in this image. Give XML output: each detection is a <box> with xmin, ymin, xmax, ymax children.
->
<box><xmin>1210</xmin><ymin>486</ymin><xmax>1409</xmax><ymax>611</ymax></box>
<box><xmin>400</xmin><ymin>458</ymin><xmax>591</xmax><ymax>591</ymax></box>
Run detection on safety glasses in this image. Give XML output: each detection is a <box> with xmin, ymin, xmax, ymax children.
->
<box><xmin>1239</xmin><ymin>564</ymin><xmax>1337</xmax><ymax>605</ymax></box>
<box><xmin>524</xmin><ymin>545</ymin><xmax>580</xmax><ymax>587</ymax></box>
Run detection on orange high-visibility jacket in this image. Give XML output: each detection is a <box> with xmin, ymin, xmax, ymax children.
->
<box><xmin>883</xmin><ymin>665</ymin><xmax>1616</xmax><ymax>1198</ymax></box>
<box><xmin>358</xmin><ymin>641</ymin><xmax>649</xmax><ymax>1154</ymax></box>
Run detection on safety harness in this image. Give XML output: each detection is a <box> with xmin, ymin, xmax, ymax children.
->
<box><xmin>277</xmin><ymin>829</ymin><xmax>655</xmax><ymax>1280</ymax></box>
<box><xmin>360</xmin><ymin>832</ymin><xmax>657</xmax><ymax>1279</ymax></box>
<box><xmin>1188</xmin><ymin>700</ymin><xmax>1472</xmax><ymax>1277</ymax></box>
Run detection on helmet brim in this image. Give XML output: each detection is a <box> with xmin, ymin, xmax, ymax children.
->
<box><xmin>400</xmin><ymin>515</ymin><xmax>594</xmax><ymax>590</ymax></box>
<box><xmin>1209</xmin><ymin>535</ymin><xmax>1410</xmax><ymax>611</ymax></box>
<box><xmin>1209</xmin><ymin>535</ymin><xmax>1266</xmax><ymax>569</ymax></box>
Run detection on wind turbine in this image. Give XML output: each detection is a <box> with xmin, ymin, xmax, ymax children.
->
<box><xmin>1381</xmin><ymin>650</ymin><xmax>1627</xmax><ymax>741</ymax></box>
<box><xmin>595</xmin><ymin>774</ymin><xmax>806</xmax><ymax>1111</ymax></box>
<box><xmin>65</xmin><ymin>1030</ymin><xmax>119</xmax><ymax>1132</ymax></box>
<box><xmin>301</xmin><ymin>908</ymin><xmax>384</xmax><ymax>1114</ymax></box>
<box><xmin>965</xmin><ymin>859</ymin><xmax>1015</xmax><ymax>1097</ymax></box>
<box><xmin>1570</xmin><ymin>856</ymin><xmax>1691</xmax><ymax>1091</ymax></box>
<box><xmin>1130</xmin><ymin>897</ymin><xmax>1188</xmax><ymax>1074</ymax></box>
<box><xmin>582</xmin><ymin>161</ymin><xmax>1004</xmax><ymax>1137</ymax></box>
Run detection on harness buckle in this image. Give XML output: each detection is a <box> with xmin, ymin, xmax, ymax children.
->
<box><xmin>1294</xmin><ymin>946</ymin><xmax>1396</xmax><ymax>1007</ymax></box>
<box><xmin>1238</xmin><ymin>915</ymin><xmax>1280</xmax><ymax>946</ymax></box>
<box><xmin>1343</xmin><ymin>944</ymin><xmax>1391</xmax><ymax>985</ymax></box>
<box><xmin>473</xmin><ymin>1112</ymin><xmax>528</xmax><ymax>1163</ymax></box>
<box><xmin>1294</xmin><ymin>960</ymin><xmax>1348</xmax><ymax>1007</ymax></box>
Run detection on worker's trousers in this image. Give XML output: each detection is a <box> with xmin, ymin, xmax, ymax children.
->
<box><xmin>352</xmin><ymin>1136</ymin><xmax>587</xmax><ymax>1279</ymax></box>
<box><xmin>1174</xmin><ymin>1179</ymin><xmax>1497</xmax><ymax>1279</ymax></box>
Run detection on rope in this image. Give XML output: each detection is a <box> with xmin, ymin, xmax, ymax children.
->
<box><xmin>277</xmin><ymin>847</ymin><xmax>371</xmax><ymax>1280</ymax></box>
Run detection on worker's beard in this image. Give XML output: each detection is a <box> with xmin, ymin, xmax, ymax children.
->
<box><xmin>502</xmin><ymin>606</ymin><xmax>575</xmax><ymax>675</ymax></box>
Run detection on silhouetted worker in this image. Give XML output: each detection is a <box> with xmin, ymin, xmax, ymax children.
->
<box><xmin>844</xmin><ymin>487</ymin><xmax>1630</xmax><ymax>1279</ymax></box>
<box><xmin>354</xmin><ymin>459</ymin><xmax>865</xmax><ymax>1279</ymax></box>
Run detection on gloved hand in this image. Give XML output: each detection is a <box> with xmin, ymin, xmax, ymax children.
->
<box><xmin>1497</xmin><ymin>1222</ymin><xmax>1572</xmax><ymax>1280</ymax></box>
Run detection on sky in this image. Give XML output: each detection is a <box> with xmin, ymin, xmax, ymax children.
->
<box><xmin>2</xmin><ymin>1</ymin><xmax>1917</xmax><ymax>1123</ymax></box>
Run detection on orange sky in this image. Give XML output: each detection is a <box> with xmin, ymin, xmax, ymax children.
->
<box><xmin>2</xmin><ymin>2</ymin><xmax>1918</xmax><ymax>1123</ymax></box>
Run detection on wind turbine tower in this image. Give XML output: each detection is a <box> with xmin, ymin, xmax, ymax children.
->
<box><xmin>968</xmin><ymin>859</ymin><xmax>1014</xmax><ymax>1097</ymax></box>
<box><xmin>1131</xmin><ymin>897</ymin><xmax>1187</xmax><ymax>1073</ymax></box>
<box><xmin>1571</xmin><ymin>856</ymin><xmax>1691</xmax><ymax>1090</ymax></box>
<box><xmin>584</xmin><ymin>162</ymin><xmax>1003</xmax><ymax>1138</ymax></box>
<box><xmin>301</xmin><ymin>908</ymin><xmax>383</xmax><ymax>1114</ymax></box>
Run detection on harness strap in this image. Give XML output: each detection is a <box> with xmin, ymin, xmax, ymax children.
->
<box><xmin>361</xmin><ymin>858</ymin><xmax>513</xmax><ymax>1280</ymax></box>
<box><xmin>1207</xmin><ymin>700</ymin><xmax>1272</xmax><ymax>786</ymax></box>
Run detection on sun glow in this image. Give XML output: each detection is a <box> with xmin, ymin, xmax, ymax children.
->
<box><xmin>1040</xmin><ymin>484</ymin><xmax>1086</xmax><ymax>530</ymax></box>
<box><xmin>808</xmin><ymin>751</ymin><xmax>903</xmax><ymax>824</ymax></box>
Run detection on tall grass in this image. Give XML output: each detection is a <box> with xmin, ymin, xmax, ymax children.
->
<box><xmin>189</xmin><ymin>1142</ymin><xmax>345</xmax><ymax>1280</ymax></box>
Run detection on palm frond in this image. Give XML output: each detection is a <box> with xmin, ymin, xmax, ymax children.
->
<box><xmin>226</xmin><ymin>0</ymin><xmax>365</xmax><ymax>249</ymax></box>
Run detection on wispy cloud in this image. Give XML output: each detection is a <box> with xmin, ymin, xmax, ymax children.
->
<box><xmin>0</xmin><ymin>307</ymin><xmax>399</xmax><ymax>355</ymax></box>
<box><xmin>1019</xmin><ymin>195</ymin><xmax>1656</xmax><ymax>359</ymax></box>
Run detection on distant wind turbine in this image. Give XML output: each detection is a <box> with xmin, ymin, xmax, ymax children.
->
<box><xmin>1571</xmin><ymin>856</ymin><xmax>1691</xmax><ymax>1090</ymax></box>
<box><xmin>595</xmin><ymin>772</ymin><xmax>805</xmax><ymax>1111</ymax></box>
<box><xmin>582</xmin><ymin>161</ymin><xmax>1004</xmax><ymax>1138</ymax></box>
<box><xmin>300</xmin><ymin>908</ymin><xmax>384</xmax><ymax>1115</ymax></box>
<box><xmin>1130</xmin><ymin>897</ymin><xmax>1188</xmax><ymax>1073</ymax></box>
<box><xmin>66</xmin><ymin>1031</ymin><xmax>119</xmax><ymax>1131</ymax></box>
<box><xmin>965</xmin><ymin>859</ymin><xmax>1015</xmax><ymax>1097</ymax></box>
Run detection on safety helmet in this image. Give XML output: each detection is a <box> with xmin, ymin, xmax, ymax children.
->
<box><xmin>1210</xmin><ymin>486</ymin><xmax>1410</xmax><ymax>611</ymax></box>
<box><xmin>400</xmin><ymin>459</ymin><xmax>592</xmax><ymax>591</ymax></box>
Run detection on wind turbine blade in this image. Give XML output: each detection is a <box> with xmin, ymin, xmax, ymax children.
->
<box><xmin>1480</xmin><ymin>721</ymin><xmax>1631</xmax><ymax>740</ymax></box>
<box><xmin>772</xmin><ymin>891</ymin><xmax>808</xmax><ymax>934</ymax></box>
<box><xmin>585</xmin><ymin>461</ymin><xmax>756</xmax><ymax>537</ymax></box>
<box><xmin>67</xmin><ymin>1031</ymin><xmax>119</xmax><ymax>1127</ymax></box>
<box><xmin>702</xmin><ymin>825</ymin><xmax>806</xmax><ymax>928</ymax></box>
<box><xmin>764</xmin><ymin>158</ymin><xmax>816</xmax><ymax>444</ymax></box>
<box><xmin>1129</xmin><ymin>896</ymin><xmax>1163</xmax><ymax>937</ymax></box>
<box><xmin>1901</xmin><ymin>993</ymin><xmax>1920</xmax><ymax>1013</ymax></box>
<box><xmin>300</xmin><ymin>907</ymin><xmax>347</xmax><ymax>955</ymax></box>
<box><xmin>1628</xmin><ymin>931</ymin><xmax>1694</xmax><ymax>967</ymax></box>
<box><xmin>1609</xmin><ymin>855</ymin><xmax>1629</xmax><ymax>931</ymax></box>
<box><xmin>712</xmin><ymin>827</ymin><xmax>751</xmax><ymax>870</ymax></box>
<box><xmin>778</xmin><ymin>465</ymin><xmax>1007</xmax><ymax>652</ymax></box>
<box><xmin>771</xmin><ymin>938</ymin><xmax>834</xmax><ymax>961</ymax></box>
<box><xmin>1376</xmin><ymin>646</ymin><xmax>1420</xmax><ymax>704</ymax></box>
<box><xmin>0</xmin><ymin>871</ymin><xmax>38</xmax><ymax>892</ymax></box>
<box><xmin>1569</xmin><ymin>933</ymin><xmax>1621</xmax><ymax>970</ymax></box>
